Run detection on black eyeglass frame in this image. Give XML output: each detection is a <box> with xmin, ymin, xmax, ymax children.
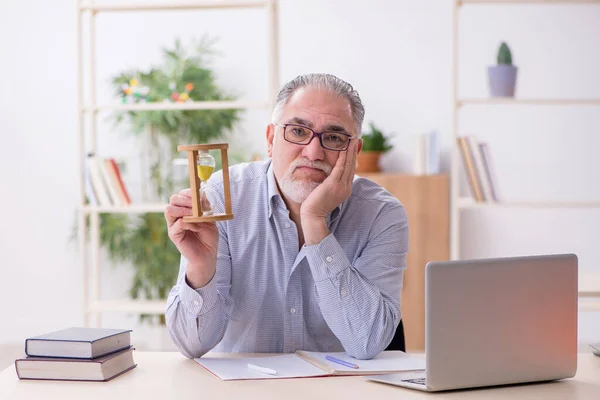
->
<box><xmin>274</xmin><ymin>123</ymin><xmax>355</xmax><ymax>152</ymax></box>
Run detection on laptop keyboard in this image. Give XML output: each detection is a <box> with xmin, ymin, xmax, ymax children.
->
<box><xmin>402</xmin><ymin>377</ymin><xmax>427</xmax><ymax>386</ymax></box>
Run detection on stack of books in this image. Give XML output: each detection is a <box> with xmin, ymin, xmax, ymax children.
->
<box><xmin>15</xmin><ymin>327</ymin><xmax>136</xmax><ymax>382</ymax></box>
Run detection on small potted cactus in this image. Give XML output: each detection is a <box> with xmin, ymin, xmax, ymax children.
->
<box><xmin>488</xmin><ymin>42</ymin><xmax>518</xmax><ymax>97</ymax></box>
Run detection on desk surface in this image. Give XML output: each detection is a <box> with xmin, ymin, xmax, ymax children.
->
<box><xmin>1</xmin><ymin>352</ymin><xmax>599</xmax><ymax>399</ymax></box>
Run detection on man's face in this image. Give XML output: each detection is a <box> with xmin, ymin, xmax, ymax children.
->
<box><xmin>266</xmin><ymin>87</ymin><xmax>362</xmax><ymax>204</ymax></box>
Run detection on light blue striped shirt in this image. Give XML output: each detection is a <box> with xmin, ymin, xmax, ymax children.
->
<box><xmin>166</xmin><ymin>160</ymin><xmax>409</xmax><ymax>360</ymax></box>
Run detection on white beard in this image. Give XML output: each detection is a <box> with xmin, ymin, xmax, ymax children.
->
<box><xmin>279</xmin><ymin>159</ymin><xmax>332</xmax><ymax>203</ymax></box>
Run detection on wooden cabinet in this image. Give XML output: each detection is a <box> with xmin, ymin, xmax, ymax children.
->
<box><xmin>360</xmin><ymin>173</ymin><xmax>450</xmax><ymax>351</ymax></box>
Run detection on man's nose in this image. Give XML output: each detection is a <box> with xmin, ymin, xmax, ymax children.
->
<box><xmin>302</xmin><ymin>135</ymin><xmax>325</xmax><ymax>160</ymax></box>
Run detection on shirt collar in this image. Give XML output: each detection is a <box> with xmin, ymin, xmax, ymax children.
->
<box><xmin>265</xmin><ymin>159</ymin><xmax>348</xmax><ymax>223</ymax></box>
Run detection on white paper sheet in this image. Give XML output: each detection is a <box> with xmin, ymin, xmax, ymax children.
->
<box><xmin>195</xmin><ymin>354</ymin><xmax>327</xmax><ymax>381</ymax></box>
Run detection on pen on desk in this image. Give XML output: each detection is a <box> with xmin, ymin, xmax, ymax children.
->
<box><xmin>325</xmin><ymin>355</ymin><xmax>359</xmax><ymax>369</ymax></box>
<box><xmin>247</xmin><ymin>363</ymin><xmax>278</xmax><ymax>376</ymax></box>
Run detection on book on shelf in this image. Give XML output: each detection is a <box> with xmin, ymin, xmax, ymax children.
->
<box><xmin>478</xmin><ymin>142</ymin><xmax>499</xmax><ymax>202</ymax></box>
<box><xmin>25</xmin><ymin>327</ymin><xmax>132</xmax><ymax>359</ymax></box>
<box><xmin>85</xmin><ymin>153</ymin><xmax>132</xmax><ymax>208</ymax></box>
<box><xmin>86</xmin><ymin>153</ymin><xmax>112</xmax><ymax>207</ymax></box>
<box><xmin>15</xmin><ymin>347</ymin><xmax>136</xmax><ymax>382</ymax></box>
<box><xmin>107</xmin><ymin>158</ymin><xmax>132</xmax><ymax>205</ymax></box>
<box><xmin>195</xmin><ymin>350</ymin><xmax>426</xmax><ymax>381</ymax></box>
<box><xmin>457</xmin><ymin>136</ymin><xmax>499</xmax><ymax>203</ymax></box>
<box><xmin>414</xmin><ymin>130</ymin><xmax>440</xmax><ymax>176</ymax></box>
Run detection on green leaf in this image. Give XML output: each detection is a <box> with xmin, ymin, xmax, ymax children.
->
<box><xmin>361</xmin><ymin>122</ymin><xmax>393</xmax><ymax>152</ymax></box>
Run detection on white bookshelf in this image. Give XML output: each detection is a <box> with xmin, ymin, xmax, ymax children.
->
<box><xmin>450</xmin><ymin>0</ymin><xmax>600</xmax><ymax>309</ymax></box>
<box><xmin>458</xmin><ymin>198</ymin><xmax>600</xmax><ymax>209</ymax></box>
<box><xmin>82</xmin><ymin>204</ymin><xmax>168</xmax><ymax>214</ymax></box>
<box><xmin>76</xmin><ymin>0</ymin><xmax>280</xmax><ymax>326</ymax></box>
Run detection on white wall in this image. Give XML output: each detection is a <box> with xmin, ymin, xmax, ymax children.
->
<box><xmin>1</xmin><ymin>0</ymin><xmax>599</xmax><ymax>346</ymax></box>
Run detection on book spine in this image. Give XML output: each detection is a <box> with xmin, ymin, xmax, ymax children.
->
<box><xmin>469</xmin><ymin>137</ymin><xmax>493</xmax><ymax>203</ymax></box>
<box><xmin>108</xmin><ymin>158</ymin><xmax>132</xmax><ymax>205</ymax></box>
<box><xmin>457</xmin><ymin>137</ymin><xmax>484</xmax><ymax>202</ymax></box>
<box><xmin>479</xmin><ymin>142</ymin><xmax>499</xmax><ymax>202</ymax></box>
<box><xmin>87</xmin><ymin>155</ymin><xmax>112</xmax><ymax>206</ymax></box>
<box><xmin>97</xmin><ymin>156</ymin><xmax>122</xmax><ymax>206</ymax></box>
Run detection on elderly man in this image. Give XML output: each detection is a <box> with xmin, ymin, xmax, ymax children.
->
<box><xmin>164</xmin><ymin>73</ymin><xmax>408</xmax><ymax>360</ymax></box>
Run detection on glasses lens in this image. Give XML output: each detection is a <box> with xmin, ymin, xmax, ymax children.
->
<box><xmin>284</xmin><ymin>125</ymin><xmax>312</xmax><ymax>144</ymax></box>
<box><xmin>322</xmin><ymin>132</ymin><xmax>350</xmax><ymax>150</ymax></box>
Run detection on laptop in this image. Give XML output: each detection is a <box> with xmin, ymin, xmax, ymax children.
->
<box><xmin>368</xmin><ymin>253</ymin><xmax>578</xmax><ymax>392</ymax></box>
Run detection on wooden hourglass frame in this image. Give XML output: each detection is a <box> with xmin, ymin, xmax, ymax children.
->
<box><xmin>177</xmin><ymin>143</ymin><xmax>234</xmax><ymax>223</ymax></box>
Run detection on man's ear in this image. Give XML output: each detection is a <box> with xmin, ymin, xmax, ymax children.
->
<box><xmin>266</xmin><ymin>124</ymin><xmax>275</xmax><ymax>158</ymax></box>
<box><xmin>356</xmin><ymin>138</ymin><xmax>363</xmax><ymax>155</ymax></box>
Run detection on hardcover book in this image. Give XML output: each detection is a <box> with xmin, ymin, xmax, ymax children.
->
<box><xmin>15</xmin><ymin>347</ymin><xmax>136</xmax><ymax>382</ymax></box>
<box><xmin>25</xmin><ymin>327</ymin><xmax>132</xmax><ymax>359</ymax></box>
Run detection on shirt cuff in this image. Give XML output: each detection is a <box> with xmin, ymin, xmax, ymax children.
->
<box><xmin>178</xmin><ymin>274</ymin><xmax>220</xmax><ymax>317</ymax></box>
<box><xmin>304</xmin><ymin>233</ymin><xmax>350</xmax><ymax>282</ymax></box>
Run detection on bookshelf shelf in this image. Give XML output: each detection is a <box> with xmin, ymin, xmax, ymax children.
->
<box><xmin>578</xmin><ymin>272</ymin><xmax>600</xmax><ymax>298</ymax></box>
<box><xmin>82</xmin><ymin>204</ymin><xmax>168</xmax><ymax>214</ymax></box>
<box><xmin>451</xmin><ymin>1</ymin><xmax>600</xmax><ymax>299</ymax></box>
<box><xmin>459</xmin><ymin>0</ymin><xmax>600</xmax><ymax>4</ymax></box>
<box><xmin>77</xmin><ymin>0</ymin><xmax>280</xmax><ymax>328</ymax></box>
<box><xmin>457</xmin><ymin>98</ymin><xmax>600</xmax><ymax>107</ymax></box>
<box><xmin>458</xmin><ymin>198</ymin><xmax>600</xmax><ymax>209</ymax></box>
<box><xmin>88</xmin><ymin>300</ymin><xmax>166</xmax><ymax>314</ymax></box>
<box><xmin>82</xmin><ymin>100</ymin><xmax>270</xmax><ymax>112</ymax></box>
<box><xmin>79</xmin><ymin>1</ymin><xmax>269</xmax><ymax>13</ymax></box>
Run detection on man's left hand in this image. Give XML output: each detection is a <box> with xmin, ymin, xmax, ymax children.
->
<box><xmin>301</xmin><ymin>138</ymin><xmax>359</xmax><ymax>245</ymax></box>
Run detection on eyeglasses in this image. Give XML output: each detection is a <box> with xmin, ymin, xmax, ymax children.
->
<box><xmin>275</xmin><ymin>124</ymin><xmax>354</xmax><ymax>151</ymax></box>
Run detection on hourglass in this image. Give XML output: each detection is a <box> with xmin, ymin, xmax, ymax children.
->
<box><xmin>176</xmin><ymin>143</ymin><xmax>234</xmax><ymax>223</ymax></box>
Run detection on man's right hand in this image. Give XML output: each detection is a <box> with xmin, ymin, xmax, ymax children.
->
<box><xmin>165</xmin><ymin>188</ymin><xmax>218</xmax><ymax>289</ymax></box>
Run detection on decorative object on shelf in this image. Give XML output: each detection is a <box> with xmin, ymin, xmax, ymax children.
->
<box><xmin>98</xmin><ymin>38</ymin><xmax>241</xmax><ymax>323</ymax></box>
<box><xmin>169</xmin><ymin>81</ymin><xmax>194</xmax><ymax>103</ymax></box>
<box><xmin>488</xmin><ymin>41</ymin><xmax>518</xmax><ymax>97</ymax></box>
<box><xmin>177</xmin><ymin>143</ymin><xmax>234</xmax><ymax>222</ymax></box>
<box><xmin>356</xmin><ymin>122</ymin><xmax>393</xmax><ymax>173</ymax></box>
<box><xmin>120</xmin><ymin>78</ymin><xmax>150</xmax><ymax>103</ymax></box>
<box><xmin>413</xmin><ymin>130</ymin><xmax>440</xmax><ymax>176</ymax></box>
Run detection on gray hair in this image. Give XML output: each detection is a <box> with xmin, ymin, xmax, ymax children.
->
<box><xmin>271</xmin><ymin>73</ymin><xmax>365</xmax><ymax>136</ymax></box>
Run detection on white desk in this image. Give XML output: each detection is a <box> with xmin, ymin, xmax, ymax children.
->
<box><xmin>1</xmin><ymin>352</ymin><xmax>599</xmax><ymax>399</ymax></box>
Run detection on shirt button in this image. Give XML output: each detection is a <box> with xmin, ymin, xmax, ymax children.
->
<box><xmin>290</xmin><ymin>307</ymin><xmax>296</xmax><ymax>314</ymax></box>
<box><xmin>326</xmin><ymin>256</ymin><xmax>333</xmax><ymax>263</ymax></box>
<box><xmin>341</xmin><ymin>289</ymin><xmax>347</xmax><ymax>297</ymax></box>
<box><xmin>193</xmin><ymin>300</ymin><xmax>199</xmax><ymax>306</ymax></box>
<box><xmin>285</xmin><ymin>222</ymin><xmax>291</xmax><ymax>228</ymax></box>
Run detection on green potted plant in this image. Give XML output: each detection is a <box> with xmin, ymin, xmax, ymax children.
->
<box><xmin>100</xmin><ymin>37</ymin><xmax>241</xmax><ymax>325</ymax></box>
<box><xmin>488</xmin><ymin>41</ymin><xmax>518</xmax><ymax>97</ymax></box>
<box><xmin>356</xmin><ymin>122</ymin><xmax>393</xmax><ymax>173</ymax></box>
